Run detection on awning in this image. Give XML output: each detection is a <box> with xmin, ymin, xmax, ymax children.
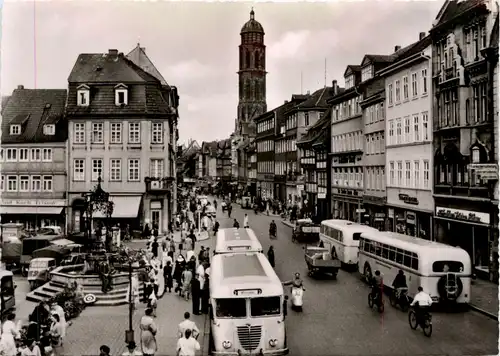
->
<box><xmin>93</xmin><ymin>196</ymin><xmax>142</xmax><ymax>219</ymax></box>
<box><xmin>1</xmin><ymin>206</ymin><xmax>64</xmax><ymax>215</ymax></box>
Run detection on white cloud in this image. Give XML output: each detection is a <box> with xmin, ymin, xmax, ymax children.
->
<box><xmin>268</xmin><ymin>30</ymin><xmax>310</xmax><ymax>60</ymax></box>
<box><xmin>164</xmin><ymin>60</ymin><xmax>217</xmax><ymax>80</ymax></box>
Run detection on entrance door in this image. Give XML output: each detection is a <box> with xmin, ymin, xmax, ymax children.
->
<box><xmin>151</xmin><ymin>210</ymin><xmax>161</xmax><ymax>232</ymax></box>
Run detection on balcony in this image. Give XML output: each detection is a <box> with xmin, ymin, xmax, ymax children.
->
<box><xmin>144</xmin><ymin>177</ymin><xmax>174</xmax><ymax>194</ymax></box>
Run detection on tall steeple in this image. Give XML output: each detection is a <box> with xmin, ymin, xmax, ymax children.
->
<box><xmin>237</xmin><ymin>9</ymin><xmax>267</xmax><ymax>136</ymax></box>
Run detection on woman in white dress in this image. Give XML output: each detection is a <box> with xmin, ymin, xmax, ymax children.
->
<box><xmin>140</xmin><ymin>308</ymin><xmax>157</xmax><ymax>356</ymax></box>
<box><xmin>1</xmin><ymin>313</ymin><xmax>20</xmax><ymax>356</ymax></box>
<box><xmin>51</xmin><ymin>302</ymin><xmax>67</xmax><ymax>343</ymax></box>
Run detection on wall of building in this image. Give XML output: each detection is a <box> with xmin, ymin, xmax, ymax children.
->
<box><xmin>68</xmin><ymin>119</ymin><xmax>171</xmax><ymax>194</ymax></box>
<box><xmin>208</xmin><ymin>157</ymin><xmax>217</xmax><ymax>178</ymax></box>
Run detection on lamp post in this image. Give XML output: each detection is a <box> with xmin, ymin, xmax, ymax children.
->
<box><xmin>126</xmin><ymin>258</ymin><xmax>134</xmax><ymax>344</ymax></box>
<box><xmin>81</xmin><ymin>176</ymin><xmax>114</xmax><ymax>252</ymax></box>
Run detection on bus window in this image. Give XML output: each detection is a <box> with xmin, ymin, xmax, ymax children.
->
<box><xmin>411</xmin><ymin>253</ymin><xmax>419</xmax><ymax>270</ymax></box>
<box><xmin>388</xmin><ymin>246</ymin><xmax>396</xmax><ymax>261</ymax></box>
<box><xmin>381</xmin><ymin>244</ymin><xmax>389</xmax><ymax>259</ymax></box>
<box><xmin>352</xmin><ymin>233</ymin><xmax>361</xmax><ymax>241</ymax></box>
<box><xmin>395</xmin><ymin>249</ymin><xmax>403</xmax><ymax>264</ymax></box>
<box><xmin>250</xmin><ymin>296</ymin><xmax>281</xmax><ymax>317</ymax></box>
<box><xmin>215</xmin><ymin>298</ymin><xmax>246</xmax><ymax>318</ymax></box>
<box><xmin>432</xmin><ymin>261</ymin><xmax>464</xmax><ymax>273</ymax></box>
<box><xmin>403</xmin><ymin>251</ymin><xmax>412</xmax><ymax>268</ymax></box>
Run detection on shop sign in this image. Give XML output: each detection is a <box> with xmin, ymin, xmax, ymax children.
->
<box><xmin>398</xmin><ymin>194</ymin><xmax>419</xmax><ymax>205</ymax></box>
<box><xmin>468</xmin><ymin>164</ymin><xmax>499</xmax><ymax>180</ymax></box>
<box><xmin>183</xmin><ymin>178</ymin><xmax>195</xmax><ymax>183</ymax></box>
<box><xmin>0</xmin><ymin>199</ymin><xmax>65</xmax><ymax>207</ymax></box>
<box><xmin>406</xmin><ymin>212</ymin><xmax>416</xmax><ymax>224</ymax></box>
<box><xmin>436</xmin><ymin>207</ymin><xmax>490</xmax><ymax>225</ymax></box>
<box><xmin>356</xmin><ymin>208</ymin><xmax>366</xmax><ymax>213</ymax></box>
<box><xmin>318</xmin><ymin>193</ymin><xmax>326</xmax><ymax>199</ymax></box>
<box><xmin>375</xmin><ymin>213</ymin><xmax>386</xmax><ymax>218</ymax></box>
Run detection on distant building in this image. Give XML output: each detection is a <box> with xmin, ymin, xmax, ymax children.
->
<box><xmin>66</xmin><ymin>48</ymin><xmax>179</xmax><ymax>234</ymax></box>
<box><xmin>0</xmin><ymin>86</ymin><xmax>68</xmax><ymax>231</ymax></box>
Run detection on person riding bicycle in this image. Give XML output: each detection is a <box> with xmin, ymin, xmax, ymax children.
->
<box><xmin>392</xmin><ymin>269</ymin><xmax>408</xmax><ymax>299</ymax></box>
<box><xmin>269</xmin><ymin>220</ymin><xmax>277</xmax><ymax>237</ymax></box>
<box><xmin>371</xmin><ymin>270</ymin><xmax>383</xmax><ymax>303</ymax></box>
<box><xmin>410</xmin><ymin>286</ymin><xmax>433</xmax><ymax>325</ymax></box>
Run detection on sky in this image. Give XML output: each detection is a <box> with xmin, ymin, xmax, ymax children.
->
<box><xmin>1</xmin><ymin>0</ymin><xmax>444</xmax><ymax>145</ymax></box>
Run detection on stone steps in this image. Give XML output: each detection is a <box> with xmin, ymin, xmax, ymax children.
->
<box><xmin>26</xmin><ymin>281</ymin><xmax>145</xmax><ymax>306</ymax></box>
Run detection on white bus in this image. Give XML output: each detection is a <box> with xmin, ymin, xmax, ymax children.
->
<box><xmin>358</xmin><ymin>230</ymin><xmax>472</xmax><ymax>304</ymax></box>
<box><xmin>209</xmin><ymin>252</ymin><xmax>288</xmax><ymax>355</ymax></box>
<box><xmin>319</xmin><ymin>220</ymin><xmax>378</xmax><ymax>268</ymax></box>
<box><xmin>215</xmin><ymin>228</ymin><xmax>263</xmax><ymax>255</ymax></box>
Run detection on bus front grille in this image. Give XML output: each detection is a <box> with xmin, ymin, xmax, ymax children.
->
<box><xmin>236</xmin><ymin>325</ymin><xmax>262</xmax><ymax>351</ymax></box>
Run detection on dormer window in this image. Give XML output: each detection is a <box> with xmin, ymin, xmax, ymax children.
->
<box><xmin>10</xmin><ymin>125</ymin><xmax>20</xmax><ymax>135</ymax></box>
<box><xmin>77</xmin><ymin>84</ymin><xmax>90</xmax><ymax>107</ymax></box>
<box><xmin>115</xmin><ymin>84</ymin><xmax>128</xmax><ymax>106</ymax></box>
<box><xmin>345</xmin><ymin>75</ymin><xmax>354</xmax><ymax>89</ymax></box>
<box><xmin>361</xmin><ymin>65</ymin><xmax>373</xmax><ymax>82</ymax></box>
<box><xmin>43</xmin><ymin>124</ymin><xmax>55</xmax><ymax>135</ymax></box>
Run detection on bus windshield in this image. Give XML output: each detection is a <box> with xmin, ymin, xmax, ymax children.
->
<box><xmin>215</xmin><ymin>298</ymin><xmax>246</xmax><ymax>318</ymax></box>
<box><xmin>250</xmin><ymin>296</ymin><xmax>281</xmax><ymax>317</ymax></box>
<box><xmin>432</xmin><ymin>260</ymin><xmax>464</xmax><ymax>273</ymax></box>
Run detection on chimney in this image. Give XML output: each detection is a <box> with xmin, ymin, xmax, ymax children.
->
<box><xmin>307</xmin><ymin>90</ymin><xmax>310</xmax><ymax>95</ymax></box>
<box><xmin>332</xmin><ymin>80</ymin><xmax>338</xmax><ymax>95</ymax></box>
<box><xmin>108</xmin><ymin>49</ymin><xmax>118</xmax><ymax>56</ymax></box>
<box><xmin>17</xmin><ymin>85</ymin><xmax>24</xmax><ymax>90</ymax></box>
<box><xmin>118</xmin><ymin>52</ymin><xmax>124</xmax><ymax>57</ymax></box>
<box><xmin>419</xmin><ymin>32</ymin><xmax>426</xmax><ymax>40</ymax></box>
<box><xmin>394</xmin><ymin>45</ymin><xmax>401</xmax><ymax>52</ymax></box>
<box><xmin>284</xmin><ymin>100</ymin><xmax>289</xmax><ymax>104</ymax></box>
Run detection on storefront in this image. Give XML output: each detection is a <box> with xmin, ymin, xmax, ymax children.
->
<box><xmin>386</xmin><ymin>188</ymin><xmax>433</xmax><ymax>240</ymax></box>
<box><xmin>434</xmin><ymin>202</ymin><xmax>498</xmax><ymax>274</ymax></box>
<box><xmin>0</xmin><ymin>198</ymin><xmax>66</xmax><ymax>232</ymax></box>
<box><xmin>363</xmin><ymin>195</ymin><xmax>387</xmax><ymax>231</ymax></box>
<box><xmin>331</xmin><ymin>191</ymin><xmax>364</xmax><ymax>223</ymax></box>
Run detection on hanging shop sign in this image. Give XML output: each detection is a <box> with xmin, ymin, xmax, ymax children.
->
<box><xmin>435</xmin><ymin>207</ymin><xmax>490</xmax><ymax>225</ymax></box>
<box><xmin>406</xmin><ymin>212</ymin><xmax>416</xmax><ymax>224</ymax></box>
<box><xmin>398</xmin><ymin>194</ymin><xmax>419</xmax><ymax>205</ymax></box>
<box><xmin>468</xmin><ymin>163</ymin><xmax>499</xmax><ymax>180</ymax></box>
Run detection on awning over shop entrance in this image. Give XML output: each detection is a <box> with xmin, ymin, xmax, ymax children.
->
<box><xmin>93</xmin><ymin>196</ymin><xmax>142</xmax><ymax>219</ymax></box>
<box><xmin>1</xmin><ymin>206</ymin><xmax>64</xmax><ymax>215</ymax></box>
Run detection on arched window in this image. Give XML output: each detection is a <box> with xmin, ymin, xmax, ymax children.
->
<box><xmin>250</xmin><ymin>51</ymin><xmax>255</xmax><ymax>69</ymax></box>
<box><xmin>245</xmin><ymin>50</ymin><xmax>251</xmax><ymax>69</ymax></box>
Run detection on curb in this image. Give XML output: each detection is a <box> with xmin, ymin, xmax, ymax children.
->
<box><xmin>469</xmin><ymin>304</ymin><xmax>498</xmax><ymax>320</ymax></box>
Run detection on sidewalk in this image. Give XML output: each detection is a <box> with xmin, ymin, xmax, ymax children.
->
<box><xmin>470</xmin><ymin>278</ymin><xmax>499</xmax><ymax>319</ymax></box>
<box><xmin>62</xmin><ymin>293</ymin><xmax>209</xmax><ymax>356</ymax></box>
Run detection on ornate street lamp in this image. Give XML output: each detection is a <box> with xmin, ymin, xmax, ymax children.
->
<box><xmin>81</xmin><ymin>176</ymin><xmax>114</xmax><ymax>252</ymax></box>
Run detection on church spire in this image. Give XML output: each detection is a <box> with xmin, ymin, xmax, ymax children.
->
<box><xmin>250</xmin><ymin>8</ymin><xmax>255</xmax><ymax>20</ymax></box>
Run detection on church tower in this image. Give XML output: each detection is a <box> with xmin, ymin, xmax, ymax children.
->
<box><xmin>237</xmin><ymin>9</ymin><xmax>267</xmax><ymax>135</ymax></box>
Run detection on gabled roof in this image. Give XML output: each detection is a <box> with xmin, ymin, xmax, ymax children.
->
<box><xmin>433</xmin><ymin>0</ymin><xmax>486</xmax><ymax>29</ymax></box>
<box><xmin>2</xmin><ymin>96</ymin><xmax>11</xmax><ymax>114</ymax></box>
<box><xmin>361</xmin><ymin>54</ymin><xmax>395</xmax><ymax>67</ymax></box>
<box><xmin>296</xmin><ymin>86</ymin><xmax>336</xmax><ymax>110</ymax></box>
<box><xmin>68</xmin><ymin>52</ymin><xmax>160</xmax><ymax>83</ymax></box>
<box><xmin>297</xmin><ymin>109</ymin><xmax>331</xmax><ymax>146</ymax></box>
<box><xmin>344</xmin><ymin>65</ymin><xmax>361</xmax><ymax>77</ymax></box>
<box><xmin>126</xmin><ymin>44</ymin><xmax>169</xmax><ymax>86</ymax></box>
<box><xmin>1</xmin><ymin>88</ymin><xmax>68</xmax><ymax>144</ymax></box>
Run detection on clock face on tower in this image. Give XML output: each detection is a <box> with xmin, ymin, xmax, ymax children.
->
<box><xmin>237</xmin><ymin>9</ymin><xmax>267</xmax><ymax>132</ymax></box>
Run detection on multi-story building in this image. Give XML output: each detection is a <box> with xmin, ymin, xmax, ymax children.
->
<box><xmin>246</xmin><ymin>141</ymin><xmax>257</xmax><ymax>196</ymax></box>
<box><xmin>292</xmin><ymin>85</ymin><xmax>337</xmax><ymax>215</ymax></box>
<box><xmin>329</xmin><ymin>66</ymin><xmax>365</xmax><ymax>221</ymax></box>
<box><xmin>273</xmin><ymin>96</ymin><xmax>309</xmax><ymax>202</ymax></box>
<box><xmin>200</xmin><ymin>141</ymin><xmax>218</xmax><ymax>179</ymax></box>
<box><xmin>379</xmin><ymin>34</ymin><xmax>434</xmax><ymax>237</ymax></box>
<box><xmin>255</xmin><ymin>110</ymin><xmax>275</xmax><ymax>199</ymax></box>
<box><xmin>0</xmin><ymin>87</ymin><xmax>68</xmax><ymax>231</ymax></box>
<box><xmin>216</xmin><ymin>139</ymin><xmax>232</xmax><ymax>195</ymax></box>
<box><xmin>66</xmin><ymin>48</ymin><xmax>179</xmax><ymax>234</ymax></box>
<box><xmin>430</xmin><ymin>0</ymin><xmax>498</xmax><ymax>276</ymax></box>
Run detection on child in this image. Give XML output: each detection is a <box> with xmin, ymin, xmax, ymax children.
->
<box><xmin>148</xmin><ymin>292</ymin><xmax>157</xmax><ymax>318</ymax></box>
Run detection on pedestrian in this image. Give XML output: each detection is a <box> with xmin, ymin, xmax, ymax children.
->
<box><xmin>50</xmin><ymin>301</ymin><xmax>67</xmax><ymax>345</ymax></box>
<box><xmin>174</xmin><ymin>255</ymin><xmax>185</xmax><ymax>295</ymax></box>
<box><xmin>213</xmin><ymin>220</ymin><xmax>219</xmax><ymax>237</ymax></box>
<box><xmin>198</xmin><ymin>246</ymin><xmax>205</xmax><ymax>263</ymax></box>
<box><xmin>148</xmin><ymin>292</ymin><xmax>158</xmax><ymax>318</ymax></box>
<box><xmin>244</xmin><ymin>213</ymin><xmax>249</xmax><ymax>228</ymax></box>
<box><xmin>122</xmin><ymin>341</ymin><xmax>142</xmax><ymax>356</ymax></box>
<box><xmin>20</xmin><ymin>339</ymin><xmax>42</xmax><ymax>356</ymax></box>
<box><xmin>99</xmin><ymin>345</ymin><xmax>111</xmax><ymax>356</ymax></box>
<box><xmin>182</xmin><ymin>267</ymin><xmax>193</xmax><ymax>300</ymax></box>
<box><xmin>1</xmin><ymin>313</ymin><xmax>19</xmax><ymax>356</ymax></box>
<box><xmin>180</xmin><ymin>229</ymin><xmax>186</xmax><ymax>251</ymax></box>
<box><xmin>151</xmin><ymin>238</ymin><xmax>159</xmax><ymax>258</ymax></box>
<box><xmin>49</xmin><ymin>313</ymin><xmax>63</xmax><ymax>354</ymax></box>
<box><xmin>267</xmin><ymin>246</ymin><xmax>275</xmax><ymax>267</ymax></box>
<box><xmin>140</xmin><ymin>308</ymin><xmax>158</xmax><ymax>356</ymax></box>
<box><xmin>163</xmin><ymin>261</ymin><xmax>173</xmax><ymax>293</ymax></box>
<box><xmin>233</xmin><ymin>219</ymin><xmax>240</xmax><ymax>228</ymax></box>
<box><xmin>177</xmin><ymin>312</ymin><xmax>200</xmax><ymax>339</ymax></box>
<box><xmin>152</xmin><ymin>270</ymin><xmax>160</xmax><ymax>297</ymax></box>
<box><xmin>201</xmin><ymin>273</ymin><xmax>210</xmax><ymax>314</ymax></box>
<box><xmin>227</xmin><ymin>205</ymin><xmax>232</xmax><ymax>218</ymax></box>
<box><xmin>191</xmin><ymin>275</ymin><xmax>201</xmax><ymax>315</ymax></box>
<box><xmin>144</xmin><ymin>274</ymin><xmax>153</xmax><ymax>303</ymax></box>
<box><xmin>185</xmin><ymin>234</ymin><xmax>193</xmax><ymax>252</ymax></box>
<box><xmin>176</xmin><ymin>329</ymin><xmax>200</xmax><ymax>356</ymax></box>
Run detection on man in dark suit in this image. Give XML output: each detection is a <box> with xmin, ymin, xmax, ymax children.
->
<box><xmin>191</xmin><ymin>276</ymin><xmax>201</xmax><ymax>315</ymax></box>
